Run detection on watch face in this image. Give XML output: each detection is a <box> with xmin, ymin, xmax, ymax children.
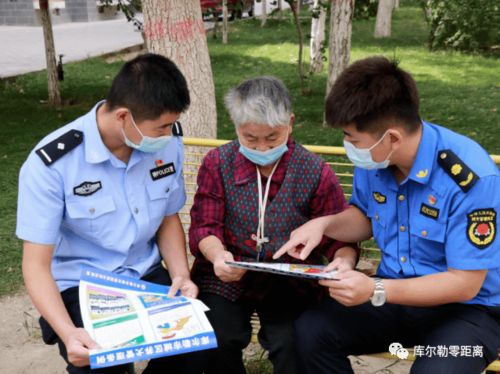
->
<box><xmin>371</xmin><ymin>290</ymin><xmax>386</xmax><ymax>307</ymax></box>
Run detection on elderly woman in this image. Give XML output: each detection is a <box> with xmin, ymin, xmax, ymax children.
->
<box><xmin>189</xmin><ymin>77</ymin><xmax>358</xmax><ymax>374</ymax></box>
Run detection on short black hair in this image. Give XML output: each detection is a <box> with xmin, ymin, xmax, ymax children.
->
<box><xmin>325</xmin><ymin>56</ymin><xmax>421</xmax><ymax>134</ymax></box>
<box><xmin>106</xmin><ymin>53</ymin><xmax>190</xmax><ymax>121</ymax></box>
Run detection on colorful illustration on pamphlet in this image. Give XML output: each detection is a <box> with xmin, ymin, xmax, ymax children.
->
<box><xmin>92</xmin><ymin>313</ymin><xmax>145</xmax><ymax>349</ymax></box>
<box><xmin>138</xmin><ymin>293</ymin><xmax>186</xmax><ymax>309</ymax></box>
<box><xmin>87</xmin><ymin>285</ymin><xmax>133</xmax><ymax>320</ymax></box>
<box><xmin>157</xmin><ymin>316</ymin><xmax>192</xmax><ymax>339</ymax></box>
<box><xmin>290</xmin><ymin>264</ymin><xmax>323</xmax><ymax>274</ymax></box>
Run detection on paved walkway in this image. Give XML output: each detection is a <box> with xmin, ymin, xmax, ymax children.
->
<box><xmin>0</xmin><ymin>18</ymin><xmax>144</xmax><ymax>78</ymax></box>
<box><xmin>0</xmin><ymin>0</ymin><xmax>286</xmax><ymax>79</ymax></box>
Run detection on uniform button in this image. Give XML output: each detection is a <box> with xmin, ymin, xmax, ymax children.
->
<box><xmin>134</xmin><ymin>207</ymin><xmax>139</xmax><ymax>214</ymax></box>
<box><xmin>421</xmin><ymin>230</ymin><xmax>428</xmax><ymax>237</ymax></box>
<box><xmin>399</xmin><ymin>225</ymin><xmax>406</xmax><ymax>232</ymax></box>
<box><xmin>400</xmin><ymin>256</ymin><xmax>407</xmax><ymax>263</ymax></box>
<box><xmin>398</xmin><ymin>194</ymin><xmax>405</xmax><ymax>201</ymax></box>
<box><xmin>374</xmin><ymin>214</ymin><xmax>379</xmax><ymax>221</ymax></box>
<box><xmin>89</xmin><ymin>208</ymin><xmax>95</xmax><ymax>214</ymax></box>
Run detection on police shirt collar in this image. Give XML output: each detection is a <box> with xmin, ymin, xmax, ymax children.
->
<box><xmin>84</xmin><ymin>100</ymin><xmax>112</xmax><ymax>164</ymax></box>
<box><xmin>407</xmin><ymin>121</ymin><xmax>438</xmax><ymax>185</ymax></box>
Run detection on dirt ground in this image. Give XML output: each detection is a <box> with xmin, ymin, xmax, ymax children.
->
<box><xmin>0</xmin><ymin>291</ymin><xmax>412</xmax><ymax>374</ymax></box>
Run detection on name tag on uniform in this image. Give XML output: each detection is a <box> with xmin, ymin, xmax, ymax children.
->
<box><xmin>420</xmin><ymin>203</ymin><xmax>439</xmax><ymax>220</ymax></box>
<box><xmin>150</xmin><ymin>162</ymin><xmax>175</xmax><ymax>181</ymax></box>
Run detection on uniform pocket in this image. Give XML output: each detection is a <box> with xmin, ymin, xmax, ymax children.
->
<box><xmin>146</xmin><ymin>179</ymin><xmax>179</xmax><ymax>225</ymax></box>
<box><xmin>64</xmin><ymin>195</ymin><xmax>116</xmax><ymax>235</ymax></box>
<box><xmin>410</xmin><ymin>220</ymin><xmax>446</xmax><ymax>262</ymax></box>
<box><xmin>367</xmin><ymin>204</ymin><xmax>387</xmax><ymax>249</ymax></box>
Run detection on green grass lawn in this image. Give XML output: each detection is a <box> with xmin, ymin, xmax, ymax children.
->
<box><xmin>0</xmin><ymin>5</ymin><xmax>499</xmax><ymax>296</ymax></box>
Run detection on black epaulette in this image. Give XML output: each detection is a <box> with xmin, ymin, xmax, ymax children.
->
<box><xmin>437</xmin><ymin>149</ymin><xmax>479</xmax><ymax>192</ymax></box>
<box><xmin>35</xmin><ymin>129</ymin><xmax>83</xmax><ymax>166</ymax></box>
<box><xmin>172</xmin><ymin>121</ymin><xmax>183</xmax><ymax>137</ymax></box>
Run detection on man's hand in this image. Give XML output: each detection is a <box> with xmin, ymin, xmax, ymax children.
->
<box><xmin>324</xmin><ymin>255</ymin><xmax>356</xmax><ymax>274</ymax></box>
<box><xmin>319</xmin><ymin>270</ymin><xmax>375</xmax><ymax>307</ymax></box>
<box><xmin>273</xmin><ymin>217</ymin><xmax>329</xmax><ymax>260</ymax></box>
<box><xmin>62</xmin><ymin>327</ymin><xmax>99</xmax><ymax>367</ymax></box>
<box><xmin>168</xmin><ymin>276</ymin><xmax>199</xmax><ymax>298</ymax></box>
<box><xmin>213</xmin><ymin>251</ymin><xmax>247</xmax><ymax>283</ymax></box>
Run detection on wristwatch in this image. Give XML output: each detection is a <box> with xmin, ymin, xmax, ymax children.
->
<box><xmin>370</xmin><ymin>277</ymin><xmax>386</xmax><ymax>307</ymax></box>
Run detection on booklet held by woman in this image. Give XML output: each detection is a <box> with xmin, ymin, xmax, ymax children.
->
<box><xmin>225</xmin><ymin>261</ymin><xmax>338</xmax><ymax>280</ymax></box>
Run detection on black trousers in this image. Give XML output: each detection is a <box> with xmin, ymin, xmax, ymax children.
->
<box><xmin>199</xmin><ymin>280</ymin><xmax>318</xmax><ymax>374</ymax></box>
<box><xmin>295</xmin><ymin>298</ymin><xmax>500</xmax><ymax>374</ymax></box>
<box><xmin>40</xmin><ymin>266</ymin><xmax>210</xmax><ymax>374</ymax></box>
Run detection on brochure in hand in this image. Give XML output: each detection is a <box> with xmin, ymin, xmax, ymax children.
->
<box><xmin>79</xmin><ymin>267</ymin><xmax>217</xmax><ymax>369</ymax></box>
<box><xmin>225</xmin><ymin>261</ymin><xmax>338</xmax><ymax>280</ymax></box>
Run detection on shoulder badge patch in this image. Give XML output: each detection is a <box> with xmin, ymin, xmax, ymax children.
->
<box><xmin>172</xmin><ymin>121</ymin><xmax>183</xmax><ymax>137</ymax></box>
<box><xmin>74</xmin><ymin>181</ymin><xmax>102</xmax><ymax>197</ymax></box>
<box><xmin>373</xmin><ymin>192</ymin><xmax>386</xmax><ymax>204</ymax></box>
<box><xmin>150</xmin><ymin>162</ymin><xmax>175</xmax><ymax>181</ymax></box>
<box><xmin>467</xmin><ymin>208</ymin><xmax>496</xmax><ymax>249</ymax></box>
<box><xmin>36</xmin><ymin>130</ymin><xmax>83</xmax><ymax>166</ymax></box>
<box><xmin>420</xmin><ymin>203</ymin><xmax>439</xmax><ymax>220</ymax></box>
<box><xmin>437</xmin><ymin>149</ymin><xmax>478</xmax><ymax>192</ymax></box>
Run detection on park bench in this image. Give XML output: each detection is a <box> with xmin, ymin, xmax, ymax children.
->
<box><xmin>179</xmin><ymin>137</ymin><xmax>500</xmax><ymax>372</ymax></box>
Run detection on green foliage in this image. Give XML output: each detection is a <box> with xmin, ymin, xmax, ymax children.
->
<box><xmin>353</xmin><ymin>0</ymin><xmax>378</xmax><ymax>20</ymax></box>
<box><xmin>424</xmin><ymin>0</ymin><xmax>500</xmax><ymax>54</ymax></box>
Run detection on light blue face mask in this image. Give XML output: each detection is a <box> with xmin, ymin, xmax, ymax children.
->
<box><xmin>122</xmin><ymin>113</ymin><xmax>172</xmax><ymax>153</ymax></box>
<box><xmin>343</xmin><ymin>130</ymin><xmax>393</xmax><ymax>170</ymax></box>
<box><xmin>239</xmin><ymin>138</ymin><xmax>289</xmax><ymax>166</ymax></box>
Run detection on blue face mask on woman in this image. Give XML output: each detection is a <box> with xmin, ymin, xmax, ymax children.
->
<box><xmin>238</xmin><ymin>129</ymin><xmax>289</xmax><ymax>166</ymax></box>
<box><xmin>122</xmin><ymin>112</ymin><xmax>172</xmax><ymax>153</ymax></box>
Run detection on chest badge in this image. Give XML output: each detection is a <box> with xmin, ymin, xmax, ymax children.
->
<box><xmin>150</xmin><ymin>162</ymin><xmax>175</xmax><ymax>181</ymax></box>
<box><xmin>420</xmin><ymin>203</ymin><xmax>439</xmax><ymax>220</ymax></box>
<box><xmin>428</xmin><ymin>194</ymin><xmax>437</xmax><ymax>205</ymax></box>
<box><xmin>73</xmin><ymin>181</ymin><xmax>102</xmax><ymax>197</ymax></box>
<box><xmin>373</xmin><ymin>192</ymin><xmax>386</xmax><ymax>204</ymax></box>
<box><xmin>467</xmin><ymin>208</ymin><xmax>496</xmax><ymax>249</ymax></box>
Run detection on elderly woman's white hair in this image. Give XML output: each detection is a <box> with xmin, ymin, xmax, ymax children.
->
<box><xmin>224</xmin><ymin>76</ymin><xmax>292</xmax><ymax>128</ymax></box>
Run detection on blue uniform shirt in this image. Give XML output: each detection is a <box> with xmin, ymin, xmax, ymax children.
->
<box><xmin>16</xmin><ymin>102</ymin><xmax>186</xmax><ymax>291</ymax></box>
<box><xmin>350</xmin><ymin>122</ymin><xmax>499</xmax><ymax>306</ymax></box>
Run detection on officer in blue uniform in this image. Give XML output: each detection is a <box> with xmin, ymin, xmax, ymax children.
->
<box><xmin>275</xmin><ymin>56</ymin><xmax>500</xmax><ymax>373</ymax></box>
<box><xmin>16</xmin><ymin>54</ymin><xmax>206</xmax><ymax>373</ymax></box>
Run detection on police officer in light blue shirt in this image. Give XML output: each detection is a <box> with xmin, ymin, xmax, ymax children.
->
<box><xmin>16</xmin><ymin>54</ymin><xmax>207</xmax><ymax>373</ymax></box>
<box><xmin>275</xmin><ymin>56</ymin><xmax>500</xmax><ymax>373</ymax></box>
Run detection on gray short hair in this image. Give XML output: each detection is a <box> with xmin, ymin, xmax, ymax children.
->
<box><xmin>224</xmin><ymin>76</ymin><xmax>292</xmax><ymax>128</ymax></box>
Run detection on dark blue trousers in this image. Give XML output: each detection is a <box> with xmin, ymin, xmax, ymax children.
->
<box><xmin>39</xmin><ymin>266</ymin><xmax>210</xmax><ymax>374</ymax></box>
<box><xmin>295</xmin><ymin>298</ymin><xmax>500</xmax><ymax>374</ymax></box>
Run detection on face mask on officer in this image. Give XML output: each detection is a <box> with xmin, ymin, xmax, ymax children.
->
<box><xmin>122</xmin><ymin>111</ymin><xmax>172</xmax><ymax>153</ymax></box>
<box><xmin>343</xmin><ymin>130</ymin><xmax>394</xmax><ymax>170</ymax></box>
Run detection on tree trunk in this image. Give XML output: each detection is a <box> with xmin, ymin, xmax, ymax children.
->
<box><xmin>142</xmin><ymin>0</ymin><xmax>217</xmax><ymax>139</ymax></box>
<box><xmin>277</xmin><ymin>0</ymin><xmax>284</xmax><ymax>20</ymax></box>
<box><xmin>374</xmin><ymin>0</ymin><xmax>394</xmax><ymax>38</ymax></box>
<box><xmin>261</xmin><ymin>0</ymin><xmax>267</xmax><ymax>27</ymax></box>
<box><xmin>309</xmin><ymin>0</ymin><xmax>326</xmax><ymax>73</ymax></box>
<box><xmin>326</xmin><ymin>0</ymin><xmax>354</xmax><ymax>98</ymax></box>
<box><xmin>394</xmin><ymin>0</ymin><xmax>400</xmax><ymax>8</ymax></box>
<box><xmin>39</xmin><ymin>0</ymin><xmax>61</xmax><ymax>106</ymax></box>
<box><xmin>289</xmin><ymin>1</ymin><xmax>307</xmax><ymax>94</ymax></box>
<box><xmin>222</xmin><ymin>0</ymin><xmax>228</xmax><ymax>44</ymax></box>
<box><xmin>296</xmin><ymin>0</ymin><xmax>302</xmax><ymax>16</ymax></box>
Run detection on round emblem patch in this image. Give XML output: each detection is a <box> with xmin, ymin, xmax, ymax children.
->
<box><xmin>467</xmin><ymin>209</ymin><xmax>496</xmax><ymax>249</ymax></box>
